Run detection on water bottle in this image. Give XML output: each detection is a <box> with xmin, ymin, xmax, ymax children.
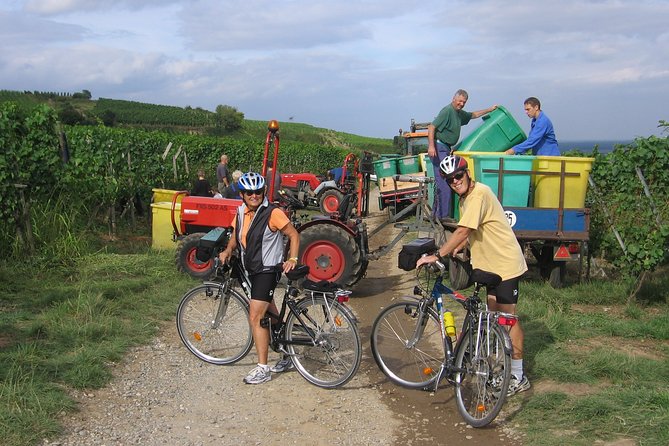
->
<box><xmin>443</xmin><ymin>311</ymin><xmax>456</xmax><ymax>338</ymax></box>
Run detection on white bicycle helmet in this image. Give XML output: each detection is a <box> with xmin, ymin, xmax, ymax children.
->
<box><xmin>439</xmin><ymin>155</ymin><xmax>468</xmax><ymax>178</ymax></box>
<box><xmin>238</xmin><ymin>171</ymin><xmax>266</xmax><ymax>192</ymax></box>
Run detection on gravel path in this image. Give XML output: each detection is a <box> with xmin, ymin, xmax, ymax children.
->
<box><xmin>43</xmin><ymin>212</ymin><xmax>523</xmax><ymax>446</ymax></box>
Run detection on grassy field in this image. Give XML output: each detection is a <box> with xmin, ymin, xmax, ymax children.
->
<box><xmin>1</xmin><ymin>245</ymin><xmax>667</xmax><ymax>445</ymax></box>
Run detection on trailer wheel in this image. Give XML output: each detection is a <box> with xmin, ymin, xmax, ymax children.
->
<box><xmin>319</xmin><ymin>189</ymin><xmax>344</xmax><ymax>215</ymax></box>
<box><xmin>298</xmin><ymin>224</ymin><xmax>363</xmax><ymax>287</ymax></box>
<box><xmin>176</xmin><ymin>233</ymin><xmax>214</xmax><ymax>279</ymax></box>
<box><xmin>546</xmin><ymin>262</ymin><xmax>566</xmax><ymax>289</ymax></box>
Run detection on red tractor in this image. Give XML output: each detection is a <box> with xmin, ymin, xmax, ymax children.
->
<box><xmin>169</xmin><ymin>121</ymin><xmax>378</xmax><ymax>287</ymax></box>
<box><xmin>280</xmin><ymin>152</ymin><xmax>364</xmax><ymax>215</ymax></box>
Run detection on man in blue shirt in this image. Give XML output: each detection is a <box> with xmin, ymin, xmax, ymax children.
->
<box><xmin>505</xmin><ymin>97</ymin><xmax>560</xmax><ymax>156</ymax></box>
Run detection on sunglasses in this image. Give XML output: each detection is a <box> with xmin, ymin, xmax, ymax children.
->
<box><xmin>445</xmin><ymin>171</ymin><xmax>466</xmax><ymax>184</ymax></box>
<box><xmin>242</xmin><ymin>190</ymin><xmax>264</xmax><ymax>197</ymax></box>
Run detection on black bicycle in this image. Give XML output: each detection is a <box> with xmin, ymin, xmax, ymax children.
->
<box><xmin>176</xmin><ymin>228</ymin><xmax>362</xmax><ymax>388</ymax></box>
<box><xmin>370</xmin><ymin>259</ymin><xmax>517</xmax><ymax>427</ymax></box>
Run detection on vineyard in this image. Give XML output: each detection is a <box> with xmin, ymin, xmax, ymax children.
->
<box><xmin>0</xmin><ymin>96</ymin><xmax>667</xmax><ymax>281</ymax></box>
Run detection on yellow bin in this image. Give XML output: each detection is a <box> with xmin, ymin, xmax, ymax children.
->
<box><xmin>151</xmin><ymin>202</ymin><xmax>181</xmax><ymax>249</ymax></box>
<box><xmin>152</xmin><ymin>188</ymin><xmax>183</xmax><ymax>205</ymax></box>
<box><xmin>532</xmin><ymin>156</ymin><xmax>594</xmax><ymax>208</ymax></box>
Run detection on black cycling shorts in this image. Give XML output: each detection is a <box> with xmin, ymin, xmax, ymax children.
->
<box><xmin>487</xmin><ymin>275</ymin><xmax>521</xmax><ymax>305</ymax></box>
<box><xmin>249</xmin><ymin>271</ymin><xmax>281</xmax><ymax>302</ymax></box>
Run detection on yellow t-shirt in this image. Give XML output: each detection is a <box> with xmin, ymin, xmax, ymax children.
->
<box><xmin>457</xmin><ymin>182</ymin><xmax>527</xmax><ymax>281</ymax></box>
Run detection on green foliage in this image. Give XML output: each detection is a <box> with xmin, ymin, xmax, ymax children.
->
<box><xmin>214</xmin><ymin>104</ymin><xmax>244</xmax><ymax>133</ymax></box>
<box><xmin>93</xmin><ymin>98</ymin><xmax>216</xmax><ymax>127</ymax></box>
<box><xmin>588</xmin><ymin>133</ymin><xmax>669</xmax><ymax>275</ymax></box>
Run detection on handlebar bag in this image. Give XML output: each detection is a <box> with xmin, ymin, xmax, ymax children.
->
<box><xmin>398</xmin><ymin>238</ymin><xmax>437</xmax><ymax>271</ymax></box>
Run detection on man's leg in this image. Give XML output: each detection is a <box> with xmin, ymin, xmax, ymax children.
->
<box><xmin>431</xmin><ymin>141</ymin><xmax>452</xmax><ymax>220</ymax></box>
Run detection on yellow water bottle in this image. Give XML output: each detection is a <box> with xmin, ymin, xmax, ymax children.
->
<box><xmin>444</xmin><ymin>311</ymin><xmax>456</xmax><ymax>338</ymax></box>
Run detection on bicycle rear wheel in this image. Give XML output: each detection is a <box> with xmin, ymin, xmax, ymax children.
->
<box><xmin>285</xmin><ymin>296</ymin><xmax>361</xmax><ymax>388</ymax></box>
<box><xmin>176</xmin><ymin>283</ymin><xmax>252</xmax><ymax>365</ymax></box>
<box><xmin>370</xmin><ymin>300</ymin><xmax>443</xmax><ymax>389</ymax></box>
<box><xmin>454</xmin><ymin>322</ymin><xmax>511</xmax><ymax>427</ymax></box>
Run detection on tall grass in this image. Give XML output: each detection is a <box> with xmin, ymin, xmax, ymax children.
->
<box><xmin>0</xmin><ymin>250</ymin><xmax>194</xmax><ymax>445</ymax></box>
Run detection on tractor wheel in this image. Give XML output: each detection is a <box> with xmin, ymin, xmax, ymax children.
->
<box><xmin>298</xmin><ymin>224</ymin><xmax>363</xmax><ymax>287</ymax></box>
<box><xmin>319</xmin><ymin>189</ymin><xmax>344</xmax><ymax>215</ymax></box>
<box><xmin>176</xmin><ymin>233</ymin><xmax>214</xmax><ymax>279</ymax></box>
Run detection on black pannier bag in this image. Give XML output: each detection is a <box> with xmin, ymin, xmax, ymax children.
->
<box><xmin>195</xmin><ymin>227</ymin><xmax>230</xmax><ymax>262</ymax></box>
<box><xmin>398</xmin><ymin>238</ymin><xmax>437</xmax><ymax>271</ymax></box>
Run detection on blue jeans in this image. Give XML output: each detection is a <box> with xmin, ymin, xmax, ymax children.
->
<box><xmin>430</xmin><ymin>140</ymin><xmax>452</xmax><ymax>219</ymax></box>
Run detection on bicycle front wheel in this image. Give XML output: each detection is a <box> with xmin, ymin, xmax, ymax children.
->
<box><xmin>285</xmin><ymin>296</ymin><xmax>361</xmax><ymax>388</ymax></box>
<box><xmin>454</xmin><ymin>322</ymin><xmax>511</xmax><ymax>427</ymax></box>
<box><xmin>370</xmin><ymin>300</ymin><xmax>444</xmax><ymax>389</ymax></box>
<box><xmin>176</xmin><ymin>284</ymin><xmax>252</xmax><ymax>365</ymax></box>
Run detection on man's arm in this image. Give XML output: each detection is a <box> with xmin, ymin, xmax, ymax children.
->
<box><xmin>427</xmin><ymin>124</ymin><xmax>437</xmax><ymax>158</ymax></box>
<box><xmin>507</xmin><ymin>116</ymin><xmax>548</xmax><ymax>155</ymax></box>
<box><xmin>470</xmin><ymin>105</ymin><xmax>498</xmax><ymax>119</ymax></box>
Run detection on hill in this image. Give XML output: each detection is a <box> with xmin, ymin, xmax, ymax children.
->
<box><xmin>0</xmin><ymin>89</ymin><xmax>395</xmax><ymax>154</ymax></box>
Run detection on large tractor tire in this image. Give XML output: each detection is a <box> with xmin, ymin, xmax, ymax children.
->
<box><xmin>298</xmin><ymin>224</ymin><xmax>363</xmax><ymax>288</ymax></box>
<box><xmin>176</xmin><ymin>233</ymin><xmax>214</xmax><ymax>279</ymax></box>
<box><xmin>319</xmin><ymin>189</ymin><xmax>344</xmax><ymax>215</ymax></box>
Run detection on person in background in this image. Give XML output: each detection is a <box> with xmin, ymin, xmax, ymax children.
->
<box><xmin>428</xmin><ymin>89</ymin><xmax>498</xmax><ymax>221</ymax></box>
<box><xmin>416</xmin><ymin>154</ymin><xmax>530</xmax><ymax>397</ymax></box>
<box><xmin>216</xmin><ymin>154</ymin><xmax>231</xmax><ymax>194</ymax></box>
<box><xmin>223</xmin><ymin>170</ymin><xmax>243</xmax><ymax>199</ymax></box>
<box><xmin>265</xmin><ymin>164</ymin><xmax>282</xmax><ymax>202</ymax></box>
<box><xmin>327</xmin><ymin>166</ymin><xmax>344</xmax><ymax>184</ymax></box>
<box><xmin>191</xmin><ymin>169</ymin><xmax>213</xmax><ymax>197</ymax></box>
<box><xmin>505</xmin><ymin>97</ymin><xmax>560</xmax><ymax>156</ymax></box>
<box><xmin>218</xmin><ymin>172</ymin><xmax>300</xmax><ymax>385</ymax></box>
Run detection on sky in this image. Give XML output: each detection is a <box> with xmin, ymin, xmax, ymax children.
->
<box><xmin>1</xmin><ymin>0</ymin><xmax>668</xmax><ymax>142</ymax></box>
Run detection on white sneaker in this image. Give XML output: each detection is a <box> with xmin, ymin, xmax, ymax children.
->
<box><xmin>270</xmin><ymin>356</ymin><xmax>295</xmax><ymax>373</ymax></box>
<box><xmin>507</xmin><ymin>375</ymin><xmax>531</xmax><ymax>396</ymax></box>
<box><xmin>243</xmin><ymin>365</ymin><xmax>271</xmax><ymax>384</ymax></box>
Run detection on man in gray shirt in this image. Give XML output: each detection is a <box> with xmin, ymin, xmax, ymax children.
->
<box><xmin>216</xmin><ymin>154</ymin><xmax>230</xmax><ymax>194</ymax></box>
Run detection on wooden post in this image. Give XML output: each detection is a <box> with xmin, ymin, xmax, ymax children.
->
<box><xmin>635</xmin><ymin>167</ymin><xmax>663</xmax><ymax>227</ymax></box>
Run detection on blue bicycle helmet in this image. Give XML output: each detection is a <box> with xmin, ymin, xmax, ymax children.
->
<box><xmin>238</xmin><ymin>171</ymin><xmax>266</xmax><ymax>192</ymax></box>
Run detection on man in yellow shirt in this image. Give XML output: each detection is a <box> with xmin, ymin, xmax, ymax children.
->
<box><xmin>416</xmin><ymin>155</ymin><xmax>530</xmax><ymax>396</ymax></box>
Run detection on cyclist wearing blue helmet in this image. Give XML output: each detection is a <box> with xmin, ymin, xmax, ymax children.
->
<box><xmin>417</xmin><ymin>155</ymin><xmax>531</xmax><ymax>397</ymax></box>
<box><xmin>219</xmin><ymin>171</ymin><xmax>300</xmax><ymax>384</ymax></box>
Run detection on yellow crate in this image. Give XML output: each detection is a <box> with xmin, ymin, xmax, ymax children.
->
<box><xmin>533</xmin><ymin>156</ymin><xmax>594</xmax><ymax>208</ymax></box>
<box><xmin>152</xmin><ymin>188</ymin><xmax>183</xmax><ymax>204</ymax></box>
<box><xmin>151</xmin><ymin>202</ymin><xmax>181</xmax><ymax>250</ymax></box>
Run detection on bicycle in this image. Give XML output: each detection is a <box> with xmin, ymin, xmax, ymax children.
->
<box><xmin>176</xmin><ymin>228</ymin><xmax>362</xmax><ymax>388</ymax></box>
<box><xmin>370</xmin><ymin>258</ymin><xmax>518</xmax><ymax>427</ymax></box>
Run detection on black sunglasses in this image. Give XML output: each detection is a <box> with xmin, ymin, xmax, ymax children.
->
<box><xmin>242</xmin><ymin>190</ymin><xmax>264</xmax><ymax>196</ymax></box>
<box><xmin>446</xmin><ymin>171</ymin><xmax>466</xmax><ymax>184</ymax></box>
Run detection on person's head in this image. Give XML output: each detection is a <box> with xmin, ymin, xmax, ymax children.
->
<box><xmin>523</xmin><ymin>97</ymin><xmax>541</xmax><ymax>119</ymax></box>
<box><xmin>238</xmin><ymin>171</ymin><xmax>266</xmax><ymax>209</ymax></box>
<box><xmin>220</xmin><ymin>154</ymin><xmax>228</xmax><ymax>164</ymax></box>
<box><xmin>439</xmin><ymin>155</ymin><xmax>471</xmax><ymax>196</ymax></box>
<box><xmin>231</xmin><ymin>170</ymin><xmax>243</xmax><ymax>184</ymax></box>
<box><xmin>197</xmin><ymin>168</ymin><xmax>206</xmax><ymax>179</ymax></box>
<box><xmin>451</xmin><ymin>89</ymin><xmax>469</xmax><ymax>111</ymax></box>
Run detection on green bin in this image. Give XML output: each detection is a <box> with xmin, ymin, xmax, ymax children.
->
<box><xmin>472</xmin><ymin>154</ymin><xmax>535</xmax><ymax>207</ymax></box>
<box><xmin>373</xmin><ymin>158</ymin><xmax>398</xmax><ymax>179</ymax></box>
<box><xmin>455</xmin><ymin>106</ymin><xmax>526</xmax><ymax>152</ymax></box>
<box><xmin>397</xmin><ymin>155</ymin><xmax>420</xmax><ymax>174</ymax></box>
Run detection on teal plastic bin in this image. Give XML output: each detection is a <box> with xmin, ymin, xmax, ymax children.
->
<box><xmin>472</xmin><ymin>154</ymin><xmax>535</xmax><ymax>207</ymax></box>
<box><xmin>455</xmin><ymin>106</ymin><xmax>527</xmax><ymax>152</ymax></box>
<box><xmin>398</xmin><ymin>155</ymin><xmax>420</xmax><ymax>174</ymax></box>
<box><xmin>373</xmin><ymin>158</ymin><xmax>398</xmax><ymax>178</ymax></box>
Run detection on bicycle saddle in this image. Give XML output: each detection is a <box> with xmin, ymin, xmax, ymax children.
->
<box><xmin>302</xmin><ymin>279</ymin><xmax>344</xmax><ymax>293</ymax></box>
<box><xmin>470</xmin><ymin>269</ymin><xmax>502</xmax><ymax>287</ymax></box>
<box><xmin>286</xmin><ymin>264</ymin><xmax>310</xmax><ymax>281</ymax></box>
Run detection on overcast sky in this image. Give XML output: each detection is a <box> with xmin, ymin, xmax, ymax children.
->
<box><xmin>1</xmin><ymin>0</ymin><xmax>668</xmax><ymax>142</ymax></box>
